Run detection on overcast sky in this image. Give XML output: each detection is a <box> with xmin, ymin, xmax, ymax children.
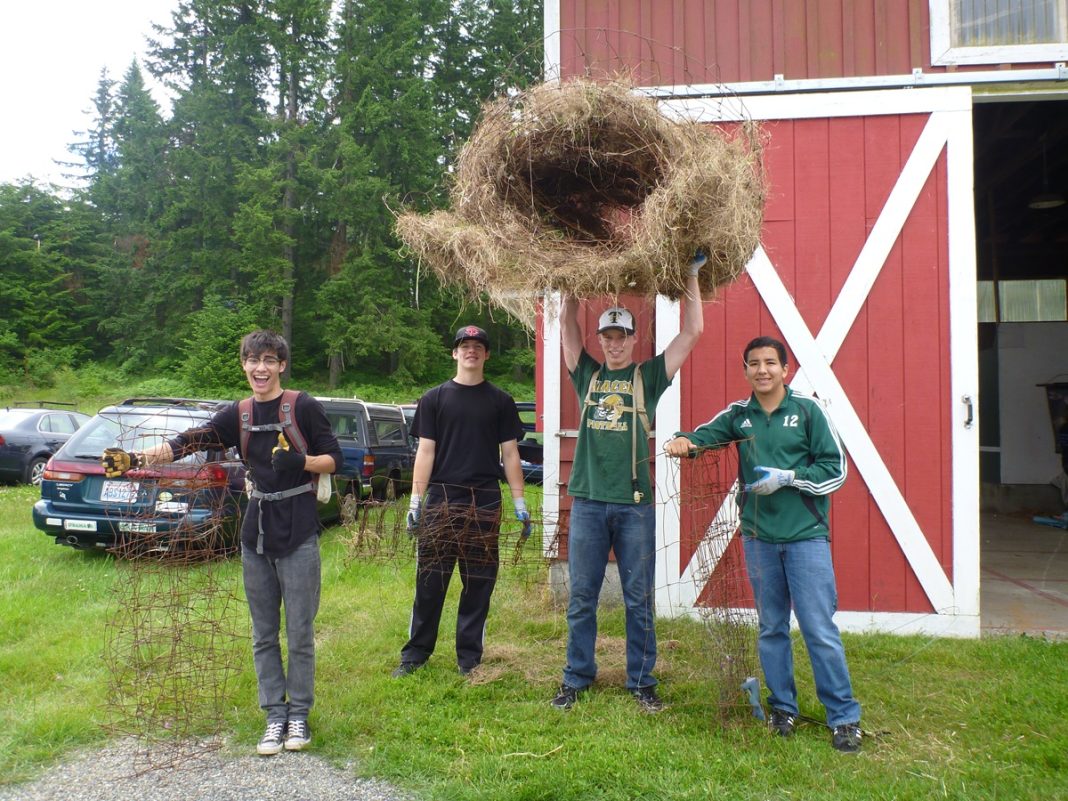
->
<box><xmin>0</xmin><ymin>1</ymin><xmax>179</xmax><ymax>189</ymax></box>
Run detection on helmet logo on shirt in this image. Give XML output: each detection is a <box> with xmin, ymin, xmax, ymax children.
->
<box><xmin>594</xmin><ymin>394</ymin><xmax>625</xmax><ymax>423</ymax></box>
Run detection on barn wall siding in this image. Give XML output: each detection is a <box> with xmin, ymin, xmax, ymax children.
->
<box><xmin>556</xmin><ymin>0</ymin><xmax>1059</xmax><ymax>86</ymax></box>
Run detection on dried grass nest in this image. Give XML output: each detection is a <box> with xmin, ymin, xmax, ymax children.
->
<box><xmin>395</xmin><ymin>77</ymin><xmax>765</xmax><ymax>321</ymax></box>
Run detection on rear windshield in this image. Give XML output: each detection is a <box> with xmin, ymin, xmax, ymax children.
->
<box><xmin>60</xmin><ymin>409</ymin><xmax>214</xmax><ymax>464</ymax></box>
<box><xmin>371</xmin><ymin>416</ymin><xmax>405</xmax><ymax>445</ymax></box>
<box><xmin>326</xmin><ymin>410</ymin><xmax>368</xmax><ymax>444</ymax></box>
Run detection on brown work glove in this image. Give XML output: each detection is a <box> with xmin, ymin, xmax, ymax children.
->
<box><xmin>101</xmin><ymin>448</ymin><xmax>145</xmax><ymax>478</ymax></box>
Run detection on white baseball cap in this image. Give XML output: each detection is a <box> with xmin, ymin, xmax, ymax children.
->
<box><xmin>597</xmin><ymin>307</ymin><xmax>635</xmax><ymax>335</ymax></box>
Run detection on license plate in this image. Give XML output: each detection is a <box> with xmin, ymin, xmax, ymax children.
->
<box><xmin>155</xmin><ymin>501</ymin><xmax>189</xmax><ymax>514</ymax></box>
<box><xmin>101</xmin><ymin>480</ymin><xmax>139</xmax><ymax>503</ymax></box>
<box><xmin>119</xmin><ymin>522</ymin><xmax>157</xmax><ymax>533</ymax></box>
<box><xmin>64</xmin><ymin>520</ymin><xmax>97</xmax><ymax>532</ymax></box>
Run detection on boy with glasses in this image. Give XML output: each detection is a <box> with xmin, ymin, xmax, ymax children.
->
<box><xmin>102</xmin><ymin>329</ymin><xmax>342</xmax><ymax>755</ymax></box>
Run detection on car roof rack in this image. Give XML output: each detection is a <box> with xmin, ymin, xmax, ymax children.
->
<box><xmin>12</xmin><ymin>400</ymin><xmax>78</xmax><ymax>409</ymax></box>
<box><xmin>116</xmin><ymin>397</ymin><xmax>225</xmax><ymax>410</ymax></box>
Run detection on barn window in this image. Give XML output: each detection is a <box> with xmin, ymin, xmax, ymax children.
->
<box><xmin>979</xmin><ymin>278</ymin><xmax>1068</xmax><ymax>321</ymax></box>
<box><xmin>930</xmin><ymin>0</ymin><xmax>1068</xmax><ymax>64</ymax></box>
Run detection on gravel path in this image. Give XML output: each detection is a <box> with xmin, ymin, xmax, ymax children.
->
<box><xmin>0</xmin><ymin>740</ymin><xmax>414</xmax><ymax>801</ymax></box>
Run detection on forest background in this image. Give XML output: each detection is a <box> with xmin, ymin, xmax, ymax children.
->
<box><xmin>0</xmin><ymin>0</ymin><xmax>541</xmax><ymax>404</ymax></box>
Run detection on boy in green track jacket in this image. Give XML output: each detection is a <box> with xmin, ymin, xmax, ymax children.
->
<box><xmin>666</xmin><ymin>336</ymin><xmax>863</xmax><ymax>754</ymax></box>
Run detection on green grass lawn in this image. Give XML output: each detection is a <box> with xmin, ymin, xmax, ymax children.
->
<box><xmin>2</xmin><ymin>482</ymin><xmax>1066</xmax><ymax>800</ymax></box>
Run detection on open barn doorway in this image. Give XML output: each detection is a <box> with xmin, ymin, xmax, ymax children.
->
<box><xmin>972</xmin><ymin>94</ymin><xmax>1068</xmax><ymax>636</ymax></box>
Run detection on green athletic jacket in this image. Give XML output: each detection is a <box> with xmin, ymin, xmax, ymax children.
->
<box><xmin>677</xmin><ymin>387</ymin><xmax>847</xmax><ymax>543</ymax></box>
<box><xmin>568</xmin><ymin>349</ymin><xmax>671</xmax><ymax>505</ymax></box>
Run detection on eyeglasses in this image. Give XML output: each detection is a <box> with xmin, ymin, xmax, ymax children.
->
<box><xmin>244</xmin><ymin>356</ymin><xmax>281</xmax><ymax>368</ymax></box>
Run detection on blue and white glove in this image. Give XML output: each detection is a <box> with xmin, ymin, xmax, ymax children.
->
<box><xmin>514</xmin><ymin>497</ymin><xmax>532</xmax><ymax>539</ymax></box>
<box><xmin>406</xmin><ymin>494</ymin><xmax>422</xmax><ymax>536</ymax></box>
<box><xmin>687</xmin><ymin>249</ymin><xmax>708</xmax><ymax>277</ymax></box>
<box><xmin>745</xmin><ymin>466</ymin><xmax>795</xmax><ymax>496</ymax></box>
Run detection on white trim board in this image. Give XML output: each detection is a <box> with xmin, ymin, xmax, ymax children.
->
<box><xmin>543</xmin><ymin>0</ymin><xmax>561</xmax><ymax>82</ymax></box>
<box><xmin>668</xmin><ymin>606</ymin><xmax>981</xmax><ymax>639</ymax></box>
<box><xmin>660</xmin><ymin>87</ymin><xmax>973</xmax><ymax>124</ymax></box>
<box><xmin>542</xmin><ymin>293</ymin><xmax>563</xmax><ymax>559</ymax></box>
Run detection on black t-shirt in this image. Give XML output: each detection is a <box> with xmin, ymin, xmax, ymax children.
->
<box><xmin>412</xmin><ymin>380</ymin><xmax>523</xmax><ymax>491</ymax></box>
<box><xmin>169</xmin><ymin>392</ymin><xmax>342</xmax><ymax>558</ymax></box>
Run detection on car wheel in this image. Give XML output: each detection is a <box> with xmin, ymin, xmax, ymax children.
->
<box><xmin>26</xmin><ymin>457</ymin><xmax>48</xmax><ymax>487</ymax></box>
<box><xmin>372</xmin><ymin>475</ymin><xmax>398</xmax><ymax>502</ymax></box>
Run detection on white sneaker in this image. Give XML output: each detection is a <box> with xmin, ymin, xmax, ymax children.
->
<box><xmin>284</xmin><ymin>719</ymin><xmax>311</xmax><ymax>751</ymax></box>
<box><xmin>257</xmin><ymin>721</ymin><xmax>287</xmax><ymax>756</ymax></box>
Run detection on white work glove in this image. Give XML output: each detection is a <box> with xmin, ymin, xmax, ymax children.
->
<box><xmin>406</xmin><ymin>494</ymin><xmax>422</xmax><ymax>535</ymax></box>
<box><xmin>513</xmin><ymin>497</ymin><xmax>532</xmax><ymax>539</ymax></box>
<box><xmin>687</xmin><ymin>249</ymin><xmax>708</xmax><ymax>277</ymax></box>
<box><xmin>746</xmin><ymin>466</ymin><xmax>795</xmax><ymax>496</ymax></box>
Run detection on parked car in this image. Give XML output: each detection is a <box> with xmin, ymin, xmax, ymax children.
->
<box><xmin>0</xmin><ymin>403</ymin><xmax>91</xmax><ymax>486</ymax></box>
<box><xmin>317</xmin><ymin>398</ymin><xmax>415</xmax><ymax>508</ymax></box>
<box><xmin>32</xmin><ymin>396</ymin><xmax>353</xmax><ymax>555</ymax></box>
<box><xmin>32</xmin><ymin>398</ymin><xmax>249</xmax><ymax>553</ymax></box>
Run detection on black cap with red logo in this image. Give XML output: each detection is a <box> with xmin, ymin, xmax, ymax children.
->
<box><xmin>453</xmin><ymin>325</ymin><xmax>490</xmax><ymax>349</ymax></box>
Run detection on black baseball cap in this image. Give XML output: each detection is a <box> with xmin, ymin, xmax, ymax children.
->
<box><xmin>453</xmin><ymin>325</ymin><xmax>490</xmax><ymax>349</ymax></box>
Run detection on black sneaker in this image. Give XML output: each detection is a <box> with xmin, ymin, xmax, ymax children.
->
<box><xmin>256</xmin><ymin>721</ymin><xmax>287</xmax><ymax>756</ymax></box>
<box><xmin>284</xmin><ymin>719</ymin><xmax>311</xmax><ymax>751</ymax></box>
<box><xmin>550</xmin><ymin>683</ymin><xmax>582</xmax><ymax>710</ymax></box>
<box><xmin>631</xmin><ymin>685</ymin><xmax>665</xmax><ymax>713</ymax></box>
<box><xmin>768</xmin><ymin>708</ymin><xmax>797</xmax><ymax>737</ymax></box>
<box><xmin>391</xmin><ymin>661</ymin><xmax>426</xmax><ymax>678</ymax></box>
<box><xmin>458</xmin><ymin>663</ymin><xmax>479</xmax><ymax>676</ymax></box>
<box><xmin>831</xmin><ymin>722</ymin><xmax>862</xmax><ymax>754</ymax></box>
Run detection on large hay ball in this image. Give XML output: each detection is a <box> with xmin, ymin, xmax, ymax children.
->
<box><xmin>396</xmin><ymin>77</ymin><xmax>765</xmax><ymax>320</ymax></box>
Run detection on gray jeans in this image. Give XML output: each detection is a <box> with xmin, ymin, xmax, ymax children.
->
<box><xmin>242</xmin><ymin>536</ymin><xmax>321</xmax><ymax>723</ymax></box>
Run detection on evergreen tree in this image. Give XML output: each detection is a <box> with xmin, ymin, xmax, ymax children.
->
<box><xmin>0</xmin><ymin>184</ymin><xmax>109</xmax><ymax>380</ymax></box>
<box><xmin>108</xmin><ymin>61</ymin><xmax>169</xmax><ymax>228</ymax></box>
<box><xmin>313</xmin><ymin>0</ymin><xmax>451</xmax><ymax>386</ymax></box>
<box><xmin>136</xmin><ymin>0</ymin><xmax>276</xmax><ymax>369</ymax></box>
<box><xmin>65</xmin><ymin>69</ymin><xmax>118</xmax><ymax>193</ymax></box>
<box><xmin>12</xmin><ymin>0</ymin><xmax>544</xmax><ymax>386</ymax></box>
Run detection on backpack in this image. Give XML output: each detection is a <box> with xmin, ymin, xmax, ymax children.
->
<box><xmin>238</xmin><ymin>389</ymin><xmax>331</xmax><ymax>503</ymax></box>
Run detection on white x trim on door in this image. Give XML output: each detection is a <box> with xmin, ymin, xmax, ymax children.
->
<box><xmin>654</xmin><ymin>87</ymin><xmax>979</xmax><ymax>636</ymax></box>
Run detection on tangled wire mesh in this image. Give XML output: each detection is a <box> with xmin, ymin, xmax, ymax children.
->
<box><xmin>104</xmin><ymin>473</ymin><xmax>245</xmax><ymax>773</ymax></box>
<box><xmin>672</xmin><ymin>445</ymin><xmax>761</xmax><ymax>722</ymax></box>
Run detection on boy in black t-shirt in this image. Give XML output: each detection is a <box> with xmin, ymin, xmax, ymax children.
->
<box><xmin>392</xmin><ymin>325</ymin><xmax>530</xmax><ymax>677</ymax></box>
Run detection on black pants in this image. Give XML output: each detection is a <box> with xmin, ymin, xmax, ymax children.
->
<box><xmin>400</xmin><ymin>485</ymin><xmax>501</xmax><ymax>669</ymax></box>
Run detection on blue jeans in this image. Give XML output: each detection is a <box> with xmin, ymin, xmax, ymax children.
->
<box><xmin>742</xmin><ymin>535</ymin><xmax>861</xmax><ymax>727</ymax></box>
<box><xmin>242</xmin><ymin>536</ymin><xmax>321</xmax><ymax>723</ymax></box>
<box><xmin>563</xmin><ymin>498</ymin><xmax>657</xmax><ymax>690</ymax></box>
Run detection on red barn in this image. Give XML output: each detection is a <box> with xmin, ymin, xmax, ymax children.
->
<box><xmin>537</xmin><ymin>1</ymin><xmax>1068</xmax><ymax>637</ymax></box>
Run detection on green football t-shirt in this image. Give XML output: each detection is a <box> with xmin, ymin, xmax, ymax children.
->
<box><xmin>567</xmin><ymin>349</ymin><xmax>671</xmax><ymax>505</ymax></box>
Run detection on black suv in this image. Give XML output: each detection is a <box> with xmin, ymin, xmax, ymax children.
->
<box><xmin>317</xmin><ymin>398</ymin><xmax>415</xmax><ymax>507</ymax></box>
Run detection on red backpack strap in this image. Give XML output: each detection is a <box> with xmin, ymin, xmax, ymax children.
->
<box><xmin>238</xmin><ymin>397</ymin><xmax>254</xmax><ymax>460</ymax></box>
<box><xmin>278</xmin><ymin>389</ymin><xmax>309</xmax><ymax>454</ymax></box>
